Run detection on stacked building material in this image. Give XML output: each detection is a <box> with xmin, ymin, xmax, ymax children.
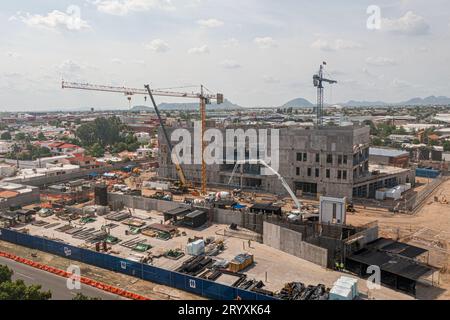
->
<box><xmin>276</xmin><ymin>282</ymin><xmax>329</xmax><ymax>300</ymax></box>
<box><xmin>187</xmin><ymin>240</ymin><xmax>205</xmax><ymax>256</ymax></box>
<box><xmin>229</xmin><ymin>253</ymin><xmax>254</xmax><ymax>272</ymax></box>
<box><xmin>176</xmin><ymin>256</ymin><xmax>213</xmax><ymax>276</ymax></box>
<box><xmin>330</xmin><ymin>276</ymin><xmax>358</xmax><ymax>300</ymax></box>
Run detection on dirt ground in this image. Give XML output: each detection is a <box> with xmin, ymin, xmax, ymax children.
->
<box><xmin>347</xmin><ymin>177</ymin><xmax>450</xmax><ymax>300</ymax></box>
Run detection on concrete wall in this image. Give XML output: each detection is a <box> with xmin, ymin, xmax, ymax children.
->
<box><xmin>213</xmin><ymin>208</ymin><xmax>244</xmax><ymax>226</ymax></box>
<box><xmin>3</xmin><ymin>188</ymin><xmax>40</xmax><ymax>208</ymax></box>
<box><xmin>108</xmin><ymin>193</ymin><xmax>265</xmax><ymax>233</ymax></box>
<box><xmin>108</xmin><ymin>193</ymin><xmax>190</xmax><ymax>213</ymax></box>
<box><xmin>263</xmin><ymin>221</ymin><xmax>328</xmax><ymax>268</ymax></box>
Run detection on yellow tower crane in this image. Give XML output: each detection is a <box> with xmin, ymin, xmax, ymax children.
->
<box><xmin>62</xmin><ymin>81</ymin><xmax>224</xmax><ymax>194</ymax></box>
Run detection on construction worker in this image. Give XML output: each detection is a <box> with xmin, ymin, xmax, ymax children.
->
<box><xmin>335</xmin><ymin>261</ymin><xmax>340</xmax><ymax>270</ymax></box>
<box><xmin>340</xmin><ymin>262</ymin><xmax>345</xmax><ymax>271</ymax></box>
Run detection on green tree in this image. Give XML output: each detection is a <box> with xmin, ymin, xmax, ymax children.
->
<box><xmin>76</xmin><ymin>117</ymin><xmax>123</xmax><ymax>147</ymax></box>
<box><xmin>112</xmin><ymin>142</ymin><xmax>128</xmax><ymax>154</ymax></box>
<box><xmin>88</xmin><ymin>143</ymin><xmax>105</xmax><ymax>157</ymax></box>
<box><xmin>72</xmin><ymin>293</ymin><xmax>101</xmax><ymax>300</ymax></box>
<box><xmin>443</xmin><ymin>141</ymin><xmax>450</xmax><ymax>152</ymax></box>
<box><xmin>37</xmin><ymin>132</ymin><xmax>47</xmax><ymax>141</ymax></box>
<box><xmin>76</xmin><ymin>122</ymin><xmax>97</xmax><ymax>147</ymax></box>
<box><xmin>0</xmin><ymin>265</ymin><xmax>52</xmax><ymax>300</ymax></box>
<box><xmin>0</xmin><ymin>265</ymin><xmax>13</xmax><ymax>283</ymax></box>
<box><xmin>31</xmin><ymin>146</ymin><xmax>52</xmax><ymax>160</ymax></box>
<box><xmin>1</xmin><ymin>131</ymin><xmax>12</xmax><ymax>140</ymax></box>
<box><xmin>15</xmin><ymin>132</ymin><xmax>26</xmax><ymax>141</ymax></box>
<box><xmin>61</xmin><ymin>136</ymin><xmax>82</xmax><ymax>146</ymax></box>
<box><xmin>372</xmin><ymin>137</ymin><xmax>384</xmax><ymax>146</ymax></box>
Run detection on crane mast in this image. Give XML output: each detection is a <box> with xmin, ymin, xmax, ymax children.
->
<box><xmin>313</xmin><ymin>62</ymin><xmax>337</xmax><ymax>126</ymax></box>
<box><xmin>62</xmin><ymin>81</ymin><xmax>224</xmax><ymax>194</ymax></box>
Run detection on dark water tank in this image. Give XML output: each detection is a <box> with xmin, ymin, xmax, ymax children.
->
<box><xmin>95</xmin><ymin>184</ymin><xmax>108</xmax><ymax>206</ymax></box>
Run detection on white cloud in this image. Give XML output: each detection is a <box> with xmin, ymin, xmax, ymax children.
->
<box><xmin>311</xmin><ymin>38</ymin><xmax>363</xmax><ymax>51</ymax></box>
<box><xmin>111</xmin><ymin>58</ymin><xmax>123</xmax><ymax>64</ymax></box>
<box><xmin>311</xmin><ymin>39</ymin><xmax>335</xmax><ymax>51</ymax></box>
<box><xmin>10</xmin><ymin>9</ymin><xmax>90</xmax><ymax>31</ymax></box>
<box><xmin>382</xmin><ymin>11</ymin><xmax>430</xmax><ymax>36</ymax></box>
<box><xmin>392</xmin><ymin>78</ymin><xmax>413</xmax><ymax>88</ymax></box>
<box><xmin>197</xmin><ymin>18</ymin><xmax>224</xmax><ymax>28</ymax></box>
<box><xmin>254</xmin><ymin>37</ymin><xmax>277</xmax><ymax>49</ymax></box>
<box><xmin>220</xmin><ymin>59</ymin><xmax>241</xmax><ymax>69</ymax></box>
<box><xmin>334</xmin><ymin>39</ymin><xmax>363</xmax><ymax>50</ymax></box>
<box><xmin>222</xmin><ymin>38</ymin><xmax>239</xmax><ymax>48</ymax></box>
<box><xmin>132</xmin><ymin>59</ymin><xmax>146</xmax><ymax>65</ymax></box>
<box><xmin>188</xmin><ymin>45</ymin><xmax>210</xmax><ymax>54</ymax></box>
<box><xmin>95</xmin><ymin>0</ymin><xmax>175</xmax><ymax>16</ymax></box>
<box><xmin>55</xmin><ymin>60</ymin><xmax>91</xmax><ymax>79</ymax></box>
<box><xmin>362</xmin><ymin>68</ymin><xmax>384</xmax><ymax>80</ymax></box>
<box><xmin>144</xmin><ymin>39</ymin><xmax>170</xmax><ymax>52</ymax></box>
<box><xmin>366</xmin><ymin>56</ymin><xmax>398</xmax><ymax>66</ymax></box>
<box><xmin>5</xmin><ymin>52</ymin><xmax>22</xmax><ymax>59</ymax></box>
<box><xmin>263</xmin><ymin>75</ymin><xmax>280</xmax><ymax>84</ymax></box>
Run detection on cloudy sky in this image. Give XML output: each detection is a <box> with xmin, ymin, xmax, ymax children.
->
<box><xmin>0</xmin><ymin>0</ymin><xmax>449</xmax><ymax>111</ymax></box>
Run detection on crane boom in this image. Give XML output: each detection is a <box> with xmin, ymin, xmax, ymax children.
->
<box><xmin>227</xmin><ymin>159</ymin><xmax>302</xmax><ymax>212</ymax></box>
<box><xmin>62</xmin><ymin>81</ymin><xmax>222</xmax><ymax>101</ymax></box>
<box><xmin>144</xmin><ymin>85</ymin><xmax>188</xmax><ymax>189</ymax></box>
<box><xmin>62</xmin><ymin>80</ymin><xmax>224</xmax><ymax>195</ymax></box>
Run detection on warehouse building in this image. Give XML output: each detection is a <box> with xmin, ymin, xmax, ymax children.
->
<box><xmin>369</xmin><ymin>148</ymin><xmax>410</xmax><ymax>168</ymax></box>
<box><xmin>0</xmin><ymin>182</ymin><xmax>40</xmax><ymax>209</ymax></box>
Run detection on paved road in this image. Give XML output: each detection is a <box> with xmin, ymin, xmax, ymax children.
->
<box><xmin>0</xmin><ymin>256</ymin><xmax>124</xmax><ymax>300</ymax></box>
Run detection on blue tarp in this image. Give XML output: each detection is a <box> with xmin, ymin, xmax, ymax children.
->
<box><xmin>416</xmin><ymin>168</ymin><xmax>440</xmax><ymax>179</ymax></box>
<box><xmin>232</xmin><ymin>204</ymin><xmax>247</xmax><ymax>209</ymax></box>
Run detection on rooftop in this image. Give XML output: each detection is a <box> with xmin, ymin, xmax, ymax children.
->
<box><xmin>370</xmin><ymin>147</ymin><xmax>409</xmax><ymax>158</ymax></box>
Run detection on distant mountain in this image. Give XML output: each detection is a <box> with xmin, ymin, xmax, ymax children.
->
<box><xmin>281</xmin><ymin>98</ymin><xmax>314</xmax><ymax>108</ymax></box>
<box><xmin>131</xmin><ymin>99</ymin><xmax>243</xmax><ymax>112</ymax></box>
<box><xmin>341</xmin><ymin>96</ymin><xmax>450</xmax><ymax>107</ymax></box>
<box><xmin>402</xmin><ymin>96</ymin><xmax>450</xmax><ymax>106</ymax></box>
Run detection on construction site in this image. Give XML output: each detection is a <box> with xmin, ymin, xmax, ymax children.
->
<box><xmin>0</xmin><ymin>62</ymin><xmax>449</xmax><ymax>301</ymax></box>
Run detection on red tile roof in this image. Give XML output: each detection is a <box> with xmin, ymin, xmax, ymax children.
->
<box><xmin>0</xmin><ymin>191</ymin><xmax>19</xmax><ymax>199</ymax></box>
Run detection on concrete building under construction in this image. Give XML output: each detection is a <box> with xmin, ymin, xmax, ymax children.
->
<box><xmin>158</xmin><ymin>123</ymin><xmax>415</xmax><ymax>199</ymax></box>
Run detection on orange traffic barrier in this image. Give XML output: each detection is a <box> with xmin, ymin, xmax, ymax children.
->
<box><xmin>0</xmin><ymin>250</ymin><xmax>150</xmax><ymax>300</ymax></box>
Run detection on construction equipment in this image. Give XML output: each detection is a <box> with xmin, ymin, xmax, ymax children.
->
<box><xmin>62</xmin><ymin>81</ymin><xmax>224</xmax><ymax>194</ymax></box>
<box><xmin>313</xmin><ymin>62</ymin><xmax>337</xmax><ymax>126</ymax></box>
<box><xmin>227</xmin><ymin>159</ymin><xmax>303</xmax><ymax>216</ymax></box>
<box><xmin>144</xmin><ymin>84</ymin><xmax>189</xmax><ymax>192</ymax></box>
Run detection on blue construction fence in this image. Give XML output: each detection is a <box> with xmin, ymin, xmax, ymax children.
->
<box><xmin>0</xmin><ymin>228</ymin><xmax>276</xmax><ymax>301</ymax></box>
<box><xmin>416</xmin><ymin>168</ymin><xmax>440</xmax><ymax>179</ymax></box>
